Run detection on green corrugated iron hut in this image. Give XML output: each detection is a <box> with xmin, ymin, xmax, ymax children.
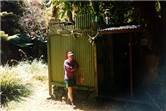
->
<box><xmin>48</xmin><ymin>13</ymin><xmax>98</xmax><ymax>97</ymax></box>
<box><xmin>48</xmin><ymin>15</ymin><xmax>142</xmax><ymax>98</ymax></box>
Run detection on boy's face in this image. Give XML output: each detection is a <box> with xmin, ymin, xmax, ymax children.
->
<box><xmin>68</xmin><ymin>55</ymin><xmax>74</xmax><ymax>61</ymax></box>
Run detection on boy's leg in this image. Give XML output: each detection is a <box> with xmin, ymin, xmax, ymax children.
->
<box><xmin>68</xmin><ymin>87</ymin><xmax>73</xmax><ymax>103</ymax></box>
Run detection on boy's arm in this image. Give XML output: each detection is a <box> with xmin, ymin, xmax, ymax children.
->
<box><xmin>64</xmin><ymin>61</ymin><xmax>73</xmax><ymax>73</ymax></box>
<box><xmin>72</xmin><ymin>61</ymin><xmax>79</xmax><ymax>72</ymax></box>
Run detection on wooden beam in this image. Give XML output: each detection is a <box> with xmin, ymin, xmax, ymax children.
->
<box><xmin>47</xmin><ymin>36</ymin><xmax>53</xmax><ymax>96</ymax></box>
<box><xmin>129</xmin><ymin>33</ymin><xmax>133</xmax><ymax>97</ymax></box>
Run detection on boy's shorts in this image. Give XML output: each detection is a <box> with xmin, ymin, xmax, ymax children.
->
<box><xmin>64</xmin><ymin>79</ymin><xmax>76</xmax><ymax>88</ymax></box>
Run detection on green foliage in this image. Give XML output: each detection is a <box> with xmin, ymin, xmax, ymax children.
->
<box><xmin>1</xmin><ymin>0</ymin><xmax>25</xmax><ymax>16</ymax></box>
<box><xmin>51</xmin><ymin>1</ymin><xmax>164</xmax><ymax>27</ymax></box>
<box><xmin>52</xmin><ymin>1</ymin><xmax>93</xmax><ymax>21</ymax></box>
<box><xmin>7</xmin><ymin>34</ymin><xmax>33</xmax><ymax>48</ymax></box>
<box><xmin>155</xmin><ymin>1</ymin><xmax>161</xmax><ymax>13</ymax></box>
<box><xmin>0</xmin><ymin>31</ymin><xmax>9</xmax><ymax>40</ymax></box>
<box><xmin>29</xmin><ymin>60</ymin><xmax>48</xmax><ymax>83</ymax></box>
<box><xmin>51</xmin><ymin>1</ymin><xmax>139</xmax><ymax>26</ymax></box>
<box><xmin>19</xmin><ymin>1</ymin><xmax>48</xmax><ymax>41</ymax></box>
<box><xmin>0</xmin><ymin>12</ymin><xmax>20</xmax><ymax>35</ymax></box>
<box><xmin>1</xmin><ymin>1</ymin><xmax>25</xmax><ymax>35</ymax></box>
<box><xmin>108</xmin><ymin>2</ymin><xmax>136</xmax><ymax>25</ymax></box>
<box><xmin>52</xmin><ymin>0</ymin><xmax>72</xmax><ymax>20</ymax></box>
<box><xmin>0</xmin><ymin>60</ymin><xmax>48</xmax><ymax>107</ymax></box>
<box><xmin>73</xmin><ymin>1</ymin><xmax>93</xmax><ymax>14</ymax></box>
<box><xmin>0</xmin><ymin>31</ymin><xmax>33</xmax><ymax>48</ymax></box>
<box><xmin>0</xmin><ymin>72</ymin><xmax>31</xmax><ymax>106</ymax></box>
<box><xmin>91</xmin><ymin>1</ymin><xmax>138</xmax><ymax>26</ymax></box>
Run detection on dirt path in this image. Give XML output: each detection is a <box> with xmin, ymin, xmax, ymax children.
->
<box><xmin>2</xmin><ymin>81</ymin><xmax>159</xmax><ymax>111</ymax></box>
<box><xmin>6</xmin><ymin>83</ymin><xmax>84</xmax><ymax>111</ymax></box>
<box><xmin>12</xmin><ymin>84</ymin><xmax>111</xmax><ymax>111</ymax></box>
<box><xmin>2</xmin><ymin>80</ymin><xmax>108</xmax><ymax>111</ymax></box>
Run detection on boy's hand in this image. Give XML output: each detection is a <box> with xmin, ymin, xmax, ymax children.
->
<box><xmin>71</xmin><ymin>69</ymin><xmax>76</xmax><ymax>72</ymax></box>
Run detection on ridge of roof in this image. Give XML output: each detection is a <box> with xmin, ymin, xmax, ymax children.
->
<box><xmin>98</xmin><ymin>25</ymin><xmax>142</xmax><ymax>34</ymax></box>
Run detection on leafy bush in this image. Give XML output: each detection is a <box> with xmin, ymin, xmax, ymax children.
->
<box><xmin>0</xmin><ymin>11</ymin><xmax>21</xmax><ymax>35</ymax></box>
<box><xmin>19</xmin><ymin>1</ymin><xmax>48</xmax><ymax>41</ymax></box>
<box><xmin>1</xmin><ymin>1</ymin><xmax>25</xmax><ymax>35</ymax></box>
<box><xmin>0</xmin><ymin>72</ymin><xmax>31</xmax><ymax>106</ymax></box>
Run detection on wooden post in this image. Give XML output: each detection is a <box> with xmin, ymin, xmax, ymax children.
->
<box><xmin>47</xmin><ymin>35</ymin><xmax>53</xmax><ymax>96</ymax></box>
<box><xmin>129</xmin><ymin>33</ymin><xmax>133</xmax><ymax>96</ymax></box>
<box><xmin>94</xmin><ymin>42</ymin><xmax>98</xmax><ymax>96</ymax></box>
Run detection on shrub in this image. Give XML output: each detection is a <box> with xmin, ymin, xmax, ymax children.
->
<box><xmin>0</xmin><ymin>60</ymin><xmax>48</xmax><ymax>106</ymax></box>
<box><xmin>0</xmin><ymin>68</ymin><xmax>31</xmax><ymax>106</ymax></box>
<box><xmin>11</xmin><ymin>60</ymin><xmax>48</xmax><ymax>84</ymax></box>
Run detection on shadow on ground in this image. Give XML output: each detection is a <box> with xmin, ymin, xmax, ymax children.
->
<box><xmin>51</xmin><ymin>88</ymin><xmax>165</xmax><ymax>111</ymax></box>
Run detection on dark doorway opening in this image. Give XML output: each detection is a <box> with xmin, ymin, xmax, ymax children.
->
<box><xmin>97</xmin><ymin>33</ymin><xmax>141</xmax><ymax>97</ymax></box>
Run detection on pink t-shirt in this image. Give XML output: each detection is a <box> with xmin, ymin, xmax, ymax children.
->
<box><xmin>64</xmin><ymin>59</ymin><xmax>78</xmax><ymax>80</ymax></box>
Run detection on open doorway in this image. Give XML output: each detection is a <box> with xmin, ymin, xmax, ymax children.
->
<box><xmin>97</xmin><ymin>33</ymin><xmax>139</xmax><ymax>97</ymax></box>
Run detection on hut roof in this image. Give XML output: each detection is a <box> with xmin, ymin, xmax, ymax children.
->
<box><xmin>88</xmin><ymin>25</ymin><xmax>142</xmax><ymax>44</ymax></box>
<box><xmin>98</xmin><ymin>25</ymin><xmax>142</xmax><ymax>34</ymax></box>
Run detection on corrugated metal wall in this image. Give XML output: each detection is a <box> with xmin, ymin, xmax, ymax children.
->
<box><xmin>48</xmin><ymin>34</ymin><xmax>96</xmax><ymax>87</ymax></box>
<box><xmin>75</xmin><ymin>13</ymin><xmax>93</xmax><ymax>29</ymax></box>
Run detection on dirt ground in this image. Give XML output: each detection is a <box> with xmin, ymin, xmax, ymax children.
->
<box><xmin>1</xmin><ymin>81</ymin><xmax>161</xmax><ymax>111</ymax></box>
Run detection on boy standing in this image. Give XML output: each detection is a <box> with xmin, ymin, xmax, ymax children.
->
<box><xmin>64</xmin><ymin>51</ymin><xmax>78</xmax><ymax>107</ymax></box>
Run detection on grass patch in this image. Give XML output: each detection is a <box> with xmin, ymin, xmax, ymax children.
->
<box><xmin>0</xmin><ymin>60</ymin><xmax>48</xmax><ymax>107</ymax></box>
<box><xmin>0</xmin><ymin>72</ymin><xmax>31</xmax><ymax>106</ymax></box>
